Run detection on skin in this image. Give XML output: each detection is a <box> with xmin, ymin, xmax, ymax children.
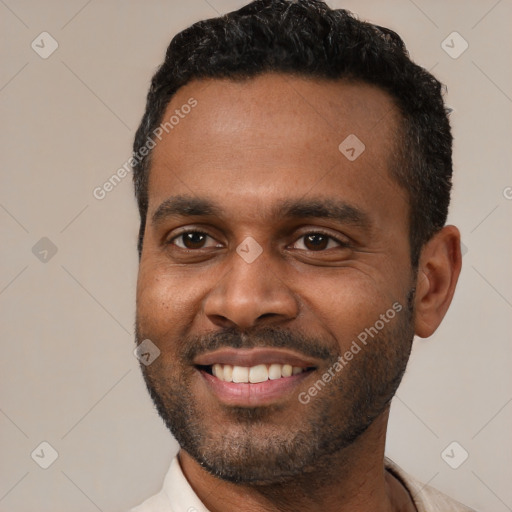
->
<box><xmin>136</xmin><ymin>74</ymin><xmax>461</xmax><ymax>512</ymax></box>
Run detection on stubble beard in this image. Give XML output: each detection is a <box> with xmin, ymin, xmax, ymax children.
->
<box><xmin>137</xmin><ymin>297</ymin><xmax>415</xmax><ymax>485</ymax></box>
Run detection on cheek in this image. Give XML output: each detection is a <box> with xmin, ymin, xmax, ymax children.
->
<box><xmin>299</xmin><ymin>269</ymin><xmax>400</xmax><ymax>345</ymax></box>
<box><xmin>136</xmin><ymin>262</ymin><xmax>200</xmax><ymax>339</ymax></box>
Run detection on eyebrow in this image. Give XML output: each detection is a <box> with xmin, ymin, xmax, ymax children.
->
<box><xmin>151</xmin><ymin>195</ymin><xmax>371</xmax><ymax>230</ymax></box>
<box><xmin>152</xmin><ymin>196</ymin><xmax>223</xmax><ymax>226</ymax></box>
<box><xmin>276</xmin><ymin>198</ymin><xmax>371</xmax><ymax>229</ymax></box>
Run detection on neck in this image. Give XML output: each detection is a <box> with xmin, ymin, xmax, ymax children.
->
<box><xmin>178</xmin><ymin>409</ymin><xmax>416</xmax><ymax>512</ymax></box>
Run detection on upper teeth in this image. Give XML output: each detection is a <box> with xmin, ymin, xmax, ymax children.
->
<box><xmin>212</xmin><ymin>363</ymin><xmax>305</xmax><ymax>383</ymax></box>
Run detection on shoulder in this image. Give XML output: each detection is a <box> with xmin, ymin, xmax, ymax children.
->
<box><xmin>128</xmin><ymin>490</ymin><xmax>174</xmax><ymax>512</ymax></box>
<box><xmin>384</xmin><ymin>457</ymin><xmax>477</xmax><ymax>512</ymax></box>
<box><xmin>126</xmin><ymin>454</ymin><xmax>209</xmax><ymax>512</ymax></box>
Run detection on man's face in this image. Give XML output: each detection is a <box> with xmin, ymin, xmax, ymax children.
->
<box><xmin>136</xmin><ymin>74</ymin><xmax>416</xmax><ymax>484</ymax></box>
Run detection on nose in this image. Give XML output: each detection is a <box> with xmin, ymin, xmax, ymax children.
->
<box><xmin>203</xmin><ymin>245</ymin><xmax>299</xmax><ymax>330</ymax></box>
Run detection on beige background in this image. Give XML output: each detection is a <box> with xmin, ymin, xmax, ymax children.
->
<box><xmin>1</xmin><ymin>0</ymin><xmax>511</xmax><ymax>510</ymax></box>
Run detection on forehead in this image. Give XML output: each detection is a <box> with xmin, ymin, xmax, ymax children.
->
<box><xmin>146</xmin><ymin>73</ymin><xmax>406</xmax><ymax>225</ymax></box>
<box><xmin>154</xmin><ymin>73</ymin><xmax>399</xmax><ymax>154</ymax></box>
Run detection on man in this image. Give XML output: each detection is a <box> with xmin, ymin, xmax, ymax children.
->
<box><xmin>130</xmin><ymin>1</ymin><xmax>473</xmax><ymax>510</ymax></box>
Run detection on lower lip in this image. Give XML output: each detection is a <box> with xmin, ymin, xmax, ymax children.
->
<box><xmin>198</xmin><ymin>369</ymin><xmax>312</xmax><ymax>406</ymax></box>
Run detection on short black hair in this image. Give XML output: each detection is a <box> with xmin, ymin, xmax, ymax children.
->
<box><xmin>132</xmin><ymin>0</ymin><xmax>453</xmax><ymax>267</ymax></box>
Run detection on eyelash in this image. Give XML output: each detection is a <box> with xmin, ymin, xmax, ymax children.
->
<box><xmin>169</xmin><ymin>229</ymin><xmax>222</xmax><ymax>250</ymax></box>
<box><xmin>167</xmin><ymin>229</ymin><xmax>351</xmax><ymax>251</ymax></box>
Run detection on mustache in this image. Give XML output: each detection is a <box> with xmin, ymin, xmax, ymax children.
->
<box><xmin>178</xmin><ymin>326</ymin><xmax>336</xmax><ymax>364</ymax></box>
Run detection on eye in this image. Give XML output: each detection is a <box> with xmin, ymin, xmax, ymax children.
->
<box><xmin>168</xmin><ymin>230</ymin><xmax>221</xmax><ymax>250</ymax></box>
<box><xmin>291</xmin><ymin>232</ymin><xmax>349</xmax><ymax>251</ymax></box>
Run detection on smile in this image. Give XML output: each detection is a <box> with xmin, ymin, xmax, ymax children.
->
<box><xmin>194</xmin><ymin>348</ymin><xmax>317</xmax><ymax>406</ymax></box>
<box><xmin>204</xmin><ymin>363</ymin><xmax>310</xmax><ymax>383</ymax></box>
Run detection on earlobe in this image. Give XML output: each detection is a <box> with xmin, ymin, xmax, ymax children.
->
<box><xmin>413</xmin><ymin>225</ymin><xmax>462</xmax><ymax>338</ymax></box>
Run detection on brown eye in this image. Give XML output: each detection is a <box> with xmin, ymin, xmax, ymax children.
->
<box><xmin>182</xmin><ymin>232</ymin><xmax>206</xmax><ymax>249</ymax></box>
<box><xmin>291</xmin><ymin>232</ymin><xmax>349</xmax><ymax>252</ymax></box>
<box><xmin>304</xmin><ymin>234</ymin><xmax>329</xmax><ymax>250</ymax></box>
<box><xmin>170</xmin><ymin>231</ymin><xmax>219</xmax><ymax>250</ymax></box>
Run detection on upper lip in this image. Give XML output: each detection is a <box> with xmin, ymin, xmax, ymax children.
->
<box><xmin>193</xmin><ymin>348</ymin><xmax>318</xmax><ymax>368</ymax></box>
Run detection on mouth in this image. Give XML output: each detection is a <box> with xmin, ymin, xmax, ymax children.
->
<box><xmin>193</xmin><ymin>348</ymin><xmax>318</xmax><ymax>406</ymax></box>
<box><xmin>197</xmin><ymin>362</ymin><xmax>315</xmax><ymax>383</ymax></box>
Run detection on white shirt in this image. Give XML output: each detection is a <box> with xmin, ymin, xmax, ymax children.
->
<box><xmin>130</xmin><ymin>455</ymin><xmax>476</xmax><ymax>512</ymax></box>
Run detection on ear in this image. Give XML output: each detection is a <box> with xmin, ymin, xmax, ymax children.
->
<box><xmin>414</xmin><ymin>225</ymin><xmax>462</xmax><ymax>338</ymax></box>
